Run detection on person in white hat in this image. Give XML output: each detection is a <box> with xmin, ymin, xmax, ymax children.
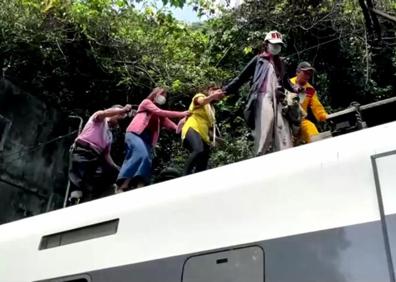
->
<box><xmin>223</xmin><ymin>30</ymin><xmax>293</xmax><ymax>155</ymax></box>
<box><xmin>264</xmin><ymin>30</ymin><xmax>284</xmax><ymax>55</ymax></box>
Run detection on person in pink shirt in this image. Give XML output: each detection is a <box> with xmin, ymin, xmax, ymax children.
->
<box><xmin>68</xmin><ymin>104</ymin><xmax>132</xmax><ymax>204</ymax></box>
<box><xmin>116</xmin><ymin>87</ymin><xmax>189</xmax><ymax>192</ymax></box>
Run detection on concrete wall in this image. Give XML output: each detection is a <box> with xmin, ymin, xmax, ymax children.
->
<box><xmin>0</xmin><ymin>79</ymin><xmax>73</xmax><ymax>225</ymax></box>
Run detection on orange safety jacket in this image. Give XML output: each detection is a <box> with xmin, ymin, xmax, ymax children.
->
<box><xmin>289</xmin><ymin>76</ymin><xmax>328</xmax><ymax>122</ymax></box>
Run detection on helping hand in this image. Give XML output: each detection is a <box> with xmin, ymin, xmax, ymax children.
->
<box><xmin>183</xmin><ymin>110</ymin><xmax>191</xmax><ymax>117</ymax></box>
<box><xmin>123</xmin><ymin>104</ymin><xmax>132</xmax><ymax>112</ymax></box>
<box><xmin>212</xmin><ymin>89</ymin><xmax>225</xmax><ymax>100</ymax></box>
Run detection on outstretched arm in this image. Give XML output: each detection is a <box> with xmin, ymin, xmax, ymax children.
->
<box><xmin>311</xmin><ymin>94</ymin><xmax>328</xmax><ymax>121</ymax></box>
<box><xmin>195</xmin><ymin>90</ymin><xmax>224</xmax><ymax>107</ymax></box>
<box><xmin>94</xmin><ymin>104</ymin><xmax>132</xmax><ymax>122</ymax></box>
<box><xmin>142</xmin><ymin>99</ymin><xmax>189</xmax><ymax>119</ymax></box>
<box><xmin>223</xmin><ymin>56</ymin><xmax>258</xmax><ymax>95</ymax></box>
<box><xmin>162</xmin><ymin>117</ymin><xmax>178</xmax><ymax>131</ymax></box>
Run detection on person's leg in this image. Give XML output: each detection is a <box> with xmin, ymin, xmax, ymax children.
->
<box><xmin>117</xmin><ymin>132</ymin><xmax>152</xmax><ymax>192</ymax></box>
<box><xmin>131</xmin><ymin>140</ymin><xmax>152</xmax><ymax>188</ymax></box>
<box><xmin>68</xmin><ymin>146</ymin><xmax>100</xmax><ymax>202</ymax></box>
<box><xmin>195</xmin><ymin>142</ymin><xmax>210</xmax><ymax>173</ymax></box>
<box><xmin>254</xmin><ymin>92</ymin><xmax>275</xmax><ymax>156</ymax></box>
<box><xmin>128</xmin><ymin>141</ymin><xmax>152</xmax><ymax>190</ymax></box>
<box><xmin>116</xmin><ymin>178</ymin><xmax>131</xmax><ymax>192</ymax></box>
<box><xmin>300</xmin><ymin>119</ymin><xmax>319</xmax><ymax>143</ymax></box>
<box><xmin>183</xmin><ymin>128</ymin><xmax>206</xmax><ymax>175</ymax></box>
<box><xmin>273</xmin><ymin>103</ymin><xmax>294</xmax><ymax>151</ymax></box>
<box><xmin>116</xmin><ymin>133</ymin><xmax>137</xmax><ymax>192</ymax></box>
<box><xmin>133</xmin><ymin>176</ymin><xmax>146</xmax><ymax>189</ymax></box>
<box><xmin>97</xmin><ymin>160</ymin><xmax>119</xmax><ymax>198</ymax></box>
<box><xmin>67</xmin><ymin>182</ymin><xmax>83</xmax><ymax>206</ymax></box>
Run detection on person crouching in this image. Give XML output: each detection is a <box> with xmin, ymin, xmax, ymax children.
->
<box><xmin>68</xmin><ymin>104</ymin><xmax>132</xmax><ymax>204</ymax></box>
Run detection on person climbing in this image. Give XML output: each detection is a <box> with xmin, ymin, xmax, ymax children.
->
<box><xmin>223</xmin><ymin>30</ymin><xmax>293</xmax><ymax>155</ymax></box>
<box><xmin>68</xmin><ymin>104</ymin><xmax>132</xmax><ymax>204</ymax></box>
<box><xmin>181</xmin><ymin>86</ymin><xmax>225</xmax><ymax>175</ymax></box>
<box><xmin>115</xmin><ymin>87</ymin><xmax>189</xmax><ymax>193</ymax></box>
<box><xmin>289</xmin><ymin>61</ymin><xmax>328</xmax><ymax>143</ymax></box>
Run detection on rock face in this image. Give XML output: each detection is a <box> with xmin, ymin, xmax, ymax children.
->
<box><xmin>0</xmin><ymin>79</ymin><xmax>74</xmax><ymax>225</ymax></box>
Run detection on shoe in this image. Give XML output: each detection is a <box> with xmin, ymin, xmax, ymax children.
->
<box><xmin>113</xmin><ymin>184</ymin><xmax>124</xmax><ymax>194</ymax></box>
<box><xmin>68</xmin><ymin>190</ymin><xmax>83</xmax><ymax>206</ymax></box>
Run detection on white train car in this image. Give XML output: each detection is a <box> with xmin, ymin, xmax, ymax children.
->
<box><xmin>1</xmin><ymin>120</ymin><xmax>396</xmax><ymax>282</ymax></box>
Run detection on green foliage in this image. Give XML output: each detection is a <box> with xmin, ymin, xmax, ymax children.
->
<box><xmin>206</xmin><ymin>0</ymin><xmax>396</xmax><ymax>106</ymax></box>
<box><xmin>1</xmin><ymin>0</ymin><xmax>395</xmax><ymax>176</ymax></box>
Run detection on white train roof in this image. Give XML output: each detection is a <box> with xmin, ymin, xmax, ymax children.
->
<box><xmin>1</xmin><ymin>121</ymin><xmax>396</xmax><ymax>281</ymax></box>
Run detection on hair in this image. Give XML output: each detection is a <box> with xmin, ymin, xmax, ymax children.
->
<box><xmin>147</xmin><ymin>87</ymin><xmax>166</xmax><ymax>101</ymax></box>
<box><xmin>261</xmin><ymin>41</ymin><xmax>273</xmax><ymax>54</ymax></box>
<box><xmin>198</xmin><ymin>83</ymin><xmax>220</xmax><ymax>95</ymax></box>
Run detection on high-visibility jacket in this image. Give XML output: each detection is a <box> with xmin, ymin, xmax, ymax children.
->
<box><xmin>289</xmin><ymin>76</ymin><xmax>328</xmax><ymax>122</ymax></box>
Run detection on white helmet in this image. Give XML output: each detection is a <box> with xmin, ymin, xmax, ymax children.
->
<box><xmin>264</xmin><ymin>30</ymin><xmax>284</xmax><ymax>45</ymax></box>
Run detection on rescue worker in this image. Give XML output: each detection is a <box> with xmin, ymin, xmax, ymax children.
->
<box><xmin>289</xmin><ymin>61</ymin><xmax>328</xmax><ymax>143</ymax></box>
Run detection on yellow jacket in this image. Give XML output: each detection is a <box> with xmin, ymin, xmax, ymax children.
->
<box><xmin>289</xmin><ymin>76</ymin><xmax>328</xmax><ymax>122</ymax></box>
<box><xmin>181</xmin><ymin>93</ymin><xmax>215</xmax><ymax>144</ymax></box>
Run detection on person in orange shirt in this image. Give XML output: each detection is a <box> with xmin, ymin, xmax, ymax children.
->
<box><xmin>289</xmin><ymin>62</ymin><xmax>328</xmax><ymax>143</ymax></box>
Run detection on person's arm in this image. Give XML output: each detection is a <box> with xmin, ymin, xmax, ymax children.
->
<box><xmin>195</xmin><ymin>90</ymin><xmax>224</xmax><ymax>107</ymax></box>
<box><xmin>104</xmin><ymin>148</ymin><xmax>120</xmax><ymax>170</ymax></box>
<box><xmin>161</xmin><ymin>117</ymin><xmax>178</xmax><ymax>131</ymax></box>
<box><xmin>94</xmin><ymin>104</ymin><xmax>132</xmax><ymax>122</ymax></box>
<box><xmin>281</xmin><ymin>72</ymin><xmax>295</xmax><ymax>93</ymax></box>
<box><xmin>223</xmin><ymin>56</ymin><xmax>258</xmax><ymax>95</ymax></box>
<box><xmin>142</xmin><ymin>99</ymin><xmax>188</xmax><ymax>119</ymax></box>
<box><xmin>311</xmin><ymin>93</ymin><xmax>328</xmax><ymax>121</ymax></box>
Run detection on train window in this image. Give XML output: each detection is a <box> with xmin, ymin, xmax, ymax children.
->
<box><xmin>39</xmin><ymin>219</ymin><xmax>119</xmax><ymax>250</ymax></box>
<box><xmin>373</xmin><ymin>151</ymin><xmax>396</xmax><ymax>271</ymax></box>
<box><xmin>0</xmin><ymin>114</ymin><xmax>12</xmax><ymax>151</ymax></box>
<box><xmin>34</xmin><ymin>274</ymin><xmax>91</xmax><ymax>282</ymax></box>
<box><xmin>182</xmin><ymin>245</ymin><xmax>264</xmax><ymax>282</ymax></box>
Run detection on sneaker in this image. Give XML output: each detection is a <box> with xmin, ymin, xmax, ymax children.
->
<box><xmin>113</xmin><ymin>184</ymin><xmax>124</xmax><ymax>194</ymax></box>
<box><xmin>68</xmin><ymin>190</ymin><xmax>83</xmax><ymax>206</ymax></box>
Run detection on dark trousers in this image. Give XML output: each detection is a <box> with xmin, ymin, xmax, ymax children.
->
<box><xmin>183</xmin><ymin>128</ymin><xmax>210</xmax><ymax>175</ymax></box>
<box><xmin>68</xmin><ymin>144</ymin><xmax>118</xmax><ymax>204</ymax></box>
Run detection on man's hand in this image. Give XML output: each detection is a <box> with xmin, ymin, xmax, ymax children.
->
<box><xmin>292</xmin><ymin>84</ymin><xmax>304</xmax><ymax>94</ymax></box>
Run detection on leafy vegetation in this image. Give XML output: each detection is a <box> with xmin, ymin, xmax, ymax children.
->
<box><xmin>1</xmin><ymin>0</ymin><xmax>395</xmax><ymax>176</ymax></box>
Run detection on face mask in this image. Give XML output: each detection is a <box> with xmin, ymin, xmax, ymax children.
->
<box><xmin>268</xmin><ymin>43</ymin><xmax>282</xmax><ymax>56</ymax></box>
<box><xmin>155</xmin><ymin>95</ymin><xmax>166</xmax><ymax>105</ymax></box>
